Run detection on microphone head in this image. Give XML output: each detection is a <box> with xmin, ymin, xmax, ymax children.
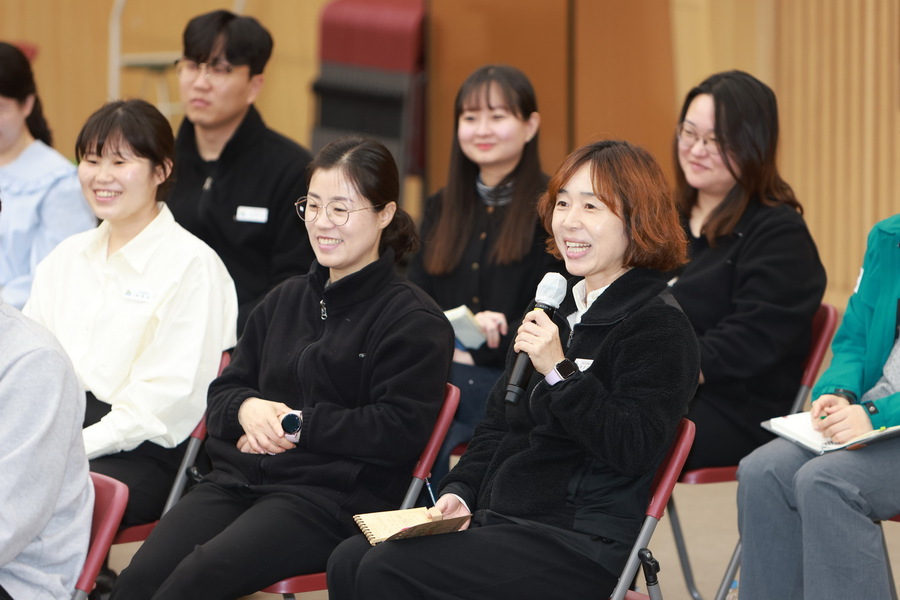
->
<box><xmin>535</xmin><ymin>272</ymin><xmax>567</xmax><ymax>308</ymax></box>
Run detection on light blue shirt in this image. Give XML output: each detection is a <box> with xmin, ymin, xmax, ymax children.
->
<box><xmin>0</xmin><ymin>140</ymin><xmax>95</xmax><ymax>308</ymax></box>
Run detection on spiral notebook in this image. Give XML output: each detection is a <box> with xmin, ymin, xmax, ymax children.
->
<box><xmin>352</xmin><ymin>506</ymin><xmax>469</xmax><ymax>546</ymax></box>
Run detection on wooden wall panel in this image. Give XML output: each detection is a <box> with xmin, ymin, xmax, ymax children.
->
<box><xmin>572</xmin><ymin>0</ymin><xmax>677</xmax><ymax>183</ymax></box>
<box><xmin>0</xmin><ymin>0</ymin><xmax>328</xmax><ymax>160</ymax></box>
<box><xmin>776</xmin><ymin>0</ymin><xmax>900</xmax><ymax>306</ymax></box>
<box><xmin>425</xmin><ymin>0</ymin><xmax>570</xmax><ymax>195</ymax></box>
<box><xmin>1</xmin><ymin>0</ymin><xmax>112</xmax><ymax>159</ymax></box>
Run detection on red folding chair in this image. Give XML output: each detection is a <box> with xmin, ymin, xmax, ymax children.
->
<box><xmin>609</xmin><ymin>418</ymin><xmax>696</xmax><ymax>600</ymax></box>
<box><xmin>667</xmin><ymin>302</ymin><xmax>839</xmax><ymax>600</ymax></box>
<box><xmin>261</xmin><ymin>382</ymin><xmax>461</xmax><ymax>599</ymax></box>
<box><xmin>72</xmin><ymin>473</ymin><xmax>129</xmax><ymax>600</ymax></box>
<box><xmin>112</xmin><ymin>350</ymin><xmax>230</xmax><ymax>545</ymax></box>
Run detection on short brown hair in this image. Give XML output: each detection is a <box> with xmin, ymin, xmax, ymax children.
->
<box><xmin>538</xmin><ymin>140</ymin><xmax>687</xmax><ymax>271</ymax></box>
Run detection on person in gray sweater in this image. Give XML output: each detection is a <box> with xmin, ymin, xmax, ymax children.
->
<box><xmin>0</xmin><ymin>197</ymin><xmax>93</xmax><ymax>600</ymax></box>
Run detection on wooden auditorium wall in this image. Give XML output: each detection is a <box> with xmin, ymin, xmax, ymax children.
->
<box><xmin>671</xmin><ymin>0</ymin><xmax>900</xmax><ymax>306</ymax></box>
<box><xmin>775</xmin><ymin>0</ymin><xmax>900</xmax><ymax>306</ymax></box>
<box><xmin>0</xmin><ymin>0</ymin><xmax>329</xmax><ymax>162</ymax></box>
<box><xmin>425</xmin><ymin>0</ymin><xmax>677</xmax><ymax>194</ymax></box>
<box><xmin>424</xmin><ymin>0</ymin><xmax>571</xmax><ymax>195</ymax></box>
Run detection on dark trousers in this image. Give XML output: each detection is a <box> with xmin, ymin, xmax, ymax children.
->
<box><xmin>0</xmin><ymin>584</ymin><xmax>11</xmax><ymax>600</ymax></box>
<box><xmin>85</xmin><ymin>393</ymin><xmax>185</xmax><ymax>527</ymax></box>
<box><xmin>109</xmin><ymin>481</ymin><xmax>353</xmax><ymax>600</ymax></box>
<box><xmin>430</xmin><ymin>362</ymin><xmax>504</xmax><ymax>485</ymax></box>
<box><xmin>684</xmin><ymin>394</ymin><xmax>776</xmax><ymax>471</ymax></box>
<box><xmin>327</xmin><ymin>518</ymin><xmax>618</xmax><ymax>600</ymax></box>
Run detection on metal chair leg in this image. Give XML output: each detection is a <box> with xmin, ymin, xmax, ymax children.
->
<box><xmin>667</xmin><ymin>497</ymin><xmax>704</xmax><ymax>600</ymax></box>
<box><xmin>712</xmin><ymin>541</ymin><xmax>741</xmax><ymax>600</ymax></box>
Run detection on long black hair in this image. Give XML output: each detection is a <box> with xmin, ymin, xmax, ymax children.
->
<box><xmin>0</xmin><ymin>42</ymin><xmax>52</xmax><ymax>146</ymax></box>
<box><xmin>422</xmin><ymin>65</ymin><xmax>544</xmax><ymax>275</ymax></box>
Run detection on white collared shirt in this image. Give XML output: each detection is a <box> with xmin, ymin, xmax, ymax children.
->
<box><xmin>24</xmin><ymin>204</ymin><xmax>237</xmax><ymax>459</ymax></box>
<box><xmin>566</xmin><ymin>279</ymin><xmax>610</xmax><ymax>330</ymax></box>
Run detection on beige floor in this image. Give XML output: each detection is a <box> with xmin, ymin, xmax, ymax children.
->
<box><xmin>110</xmin><ymin>480</ymin><xmax>900</xmax><ymax>599</ymax></box>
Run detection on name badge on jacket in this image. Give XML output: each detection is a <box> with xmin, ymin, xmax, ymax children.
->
<box><xmin>235</xmin><ymin>206</ymin><xmax>269</xmax><ymax>223</ymax></box>
<box><xmin>123</xmin><ymin>288</ymin><xmax>156</xmax><ymax>303</ymax></box>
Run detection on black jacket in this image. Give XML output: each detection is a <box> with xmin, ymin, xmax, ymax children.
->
<box><xmin>407</xmin><ymin>188</ymin><xmax>565</xmax><ymax>368</ymax></box>
<box><xmin>204</xmin><ymin>250</ymin><xmax>454</xmax><ymax>517</ymax></box>
<box><xmin>671</xmin><ymin>201</ymin><xmax>826</xmax><ymax>439</ymax></box>
<box><xmin>169</xmin><ymin>106</ymin><xmax>314</xmax><ymax>332</ymax></box>
<box><xmin>442</xmin><ymin>268</ymin><xmax>699</xmax><ymax>574</ymax></box>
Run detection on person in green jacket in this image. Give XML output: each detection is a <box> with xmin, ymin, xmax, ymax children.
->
<box><xmin>737</xmin><ymin>213</ymin><xmax>900</xmax><ymax>600</ymax></box>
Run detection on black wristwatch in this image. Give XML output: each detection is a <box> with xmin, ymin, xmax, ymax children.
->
<box><xmin>282</xmin><ymin>410</ymin><xmax>303</xmax><ymax>443</ymax></box>
<box><xmin>555</xmin><ymin>359</ymin><xmax>578</xmax><ymax>380</ymax></box>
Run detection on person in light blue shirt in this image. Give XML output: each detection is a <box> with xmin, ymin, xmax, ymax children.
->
<box><xmin>0</xmin><ymin>42</ymin><xmax>95</xmax><ymax>309</ymax></box>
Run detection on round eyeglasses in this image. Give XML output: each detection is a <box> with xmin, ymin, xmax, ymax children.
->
<box><xmin>294</xmin><ymin>197</ymin><xmax>379</xmax><ymax>226</ymax></box>
<box><xmin>676</xmin><ymin>123</ymin><xmax>721</xmax><ymax>157</ymax></box>
<box><xmin>174</xmin><ymin>58</ymin><xmax>235</xmax><ymax>85</ymax></box>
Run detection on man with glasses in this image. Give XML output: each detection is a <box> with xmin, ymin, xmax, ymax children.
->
<box><xmin>169</xmin><ymin>9</ymin><xmax>313</xmax><ymax>333</ymax></box>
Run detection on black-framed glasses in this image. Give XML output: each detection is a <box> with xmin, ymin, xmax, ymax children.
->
<box><xmin>294</xmin><ymin>197</ymin><xmax>379</xmax><ymax>226</ymax></box>
<box><xmin>676</xmin><ymin>123</ymin><xmax>721</xmax><ymax>156</ymax></box>
<box><xmin>174</xmin><ymin>58</ymin><xmax>235</xmax><ymax>85</ymax></box>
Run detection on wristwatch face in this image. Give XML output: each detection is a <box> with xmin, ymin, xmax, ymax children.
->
<box><xmin>556</xmin><ymin>359</ymin><xmax>578</xmax><ymax>379</ymax></box>
<box><xmin>282</xmin><ymin>413</ymin><xmax>302</xmax><ymax>434</ymax></box>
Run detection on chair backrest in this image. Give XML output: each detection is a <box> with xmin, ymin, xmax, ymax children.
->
<box><xmin>161</xmin><ymin>350</ymin><xmax>229</xmax><ymax>509</ymax></box>
<box><xmin>73</xmin><ymin>473</ymin><xmax>129</xmax><ymax>600</ymax></box>
<box><xmin>646</xmin><ymin>419</ymin><xmax>696</xmax><ymax>520</ymax></box>
<box><xmin>401</xmin><ymin>382</ymin><xmax>460</xmax><ymax>508</ymax></box>
<box><xmin>609</xmin><ymin>418</ymin><xmax>696</xmax><ymax>600</ymax></box>
<box><xmin>790</xmin><ymin>302</ymin><xmax>839</xmax><ymax>412</ymax></box>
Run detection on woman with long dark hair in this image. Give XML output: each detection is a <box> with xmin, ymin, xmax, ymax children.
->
<box><xmin>408</xmin><ymin>65</ymin><xmax>564</xmax><ymax>482</ymax></box>
<box><xmin>0</xmin><ymin>42</ymin><xmax>94</xmax><ymax>308</ymax></box>
<box><xmin>669</xmin><ymin>70</ymin><xmax>827</xmax><ymax>469</ymax></box>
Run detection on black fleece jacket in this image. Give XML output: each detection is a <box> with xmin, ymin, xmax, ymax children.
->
<box><xmin>169</xmin><ymin>106</ymin><xmax>314</xmax><ymax>333</ymax></box>
<box><xmin>442</xmin><ymin>268</ymin><xmax>699</xmax><ymax>572</ymax></box>
<box><xmin>671</xmin><ymin>201</ymin><xmax>825</xmax><ymax>443</ymax></box>
<box><xmin>204</xmin><ymin>250</ymin><xmax>454</xmax><ymax>517</ymax></box>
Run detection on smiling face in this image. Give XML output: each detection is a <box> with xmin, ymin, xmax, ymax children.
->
<box><xmin>552</xmin><ymin>163</ymin><xmax>629</xmax><ymax>293</ymax></box>
<box><xmin>456</xmin><ymin>83</ymin><xmax>540</xmax><ymax>185</ymax></box>
<box><xmin>305</xmin><ymin>167</ymin><xmax>396</xmax><ymax>283</ymax></box>
<box><xmin>677</xmin><ymin>94</ymin><xmax>738</xmax><ymax>204</ymax></box>
<box><xmin>78</xmin><ymin>138</ymin><xmax>166</xmax><ymax>238</ymax></box>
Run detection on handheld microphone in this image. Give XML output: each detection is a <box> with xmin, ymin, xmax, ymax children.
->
<box><xmin>505</xmin><ymin>272</ymin><xmax>568</xmax><ymax>404</ymax></box>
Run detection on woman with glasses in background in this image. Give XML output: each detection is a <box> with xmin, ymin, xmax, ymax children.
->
<box><xmin>668</xmin><ymin>70</ymin><xmax>826</xmax><ymax>470</ymax></box>
<box><xmin>110</xmin><ymin>137</ymin><xmax>454</xmax><ymax>600</ymax></box>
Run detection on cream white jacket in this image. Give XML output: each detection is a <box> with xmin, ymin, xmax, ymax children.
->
<box><xmin>25</xmin><ymin>203</ymin><xmax>237</xmax><ymax>459</ymax></box>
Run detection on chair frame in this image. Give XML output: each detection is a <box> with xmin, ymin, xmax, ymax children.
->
<box><xmin>261</xmin><ymin>382</ymin><xmax>461</xmax><ymax>599</ymax></box>
<box><xmin>609</xmin><ymin>418</ymin><xmax>696</xmax><ymax>600</ymax></box>
<box><xmin>112</xmin><ymin>351</ymin><xmax>230</xmax><ymax>546</ymax></box>
<box><xmin>73</xmin><ymin>473</ymin><xmax>129</xmax><ymax>600</ymax></box>
<box><xmin>667</xmin><ymin>302</ymin><xmax>839</xmax><ymax>600</ymax></box>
